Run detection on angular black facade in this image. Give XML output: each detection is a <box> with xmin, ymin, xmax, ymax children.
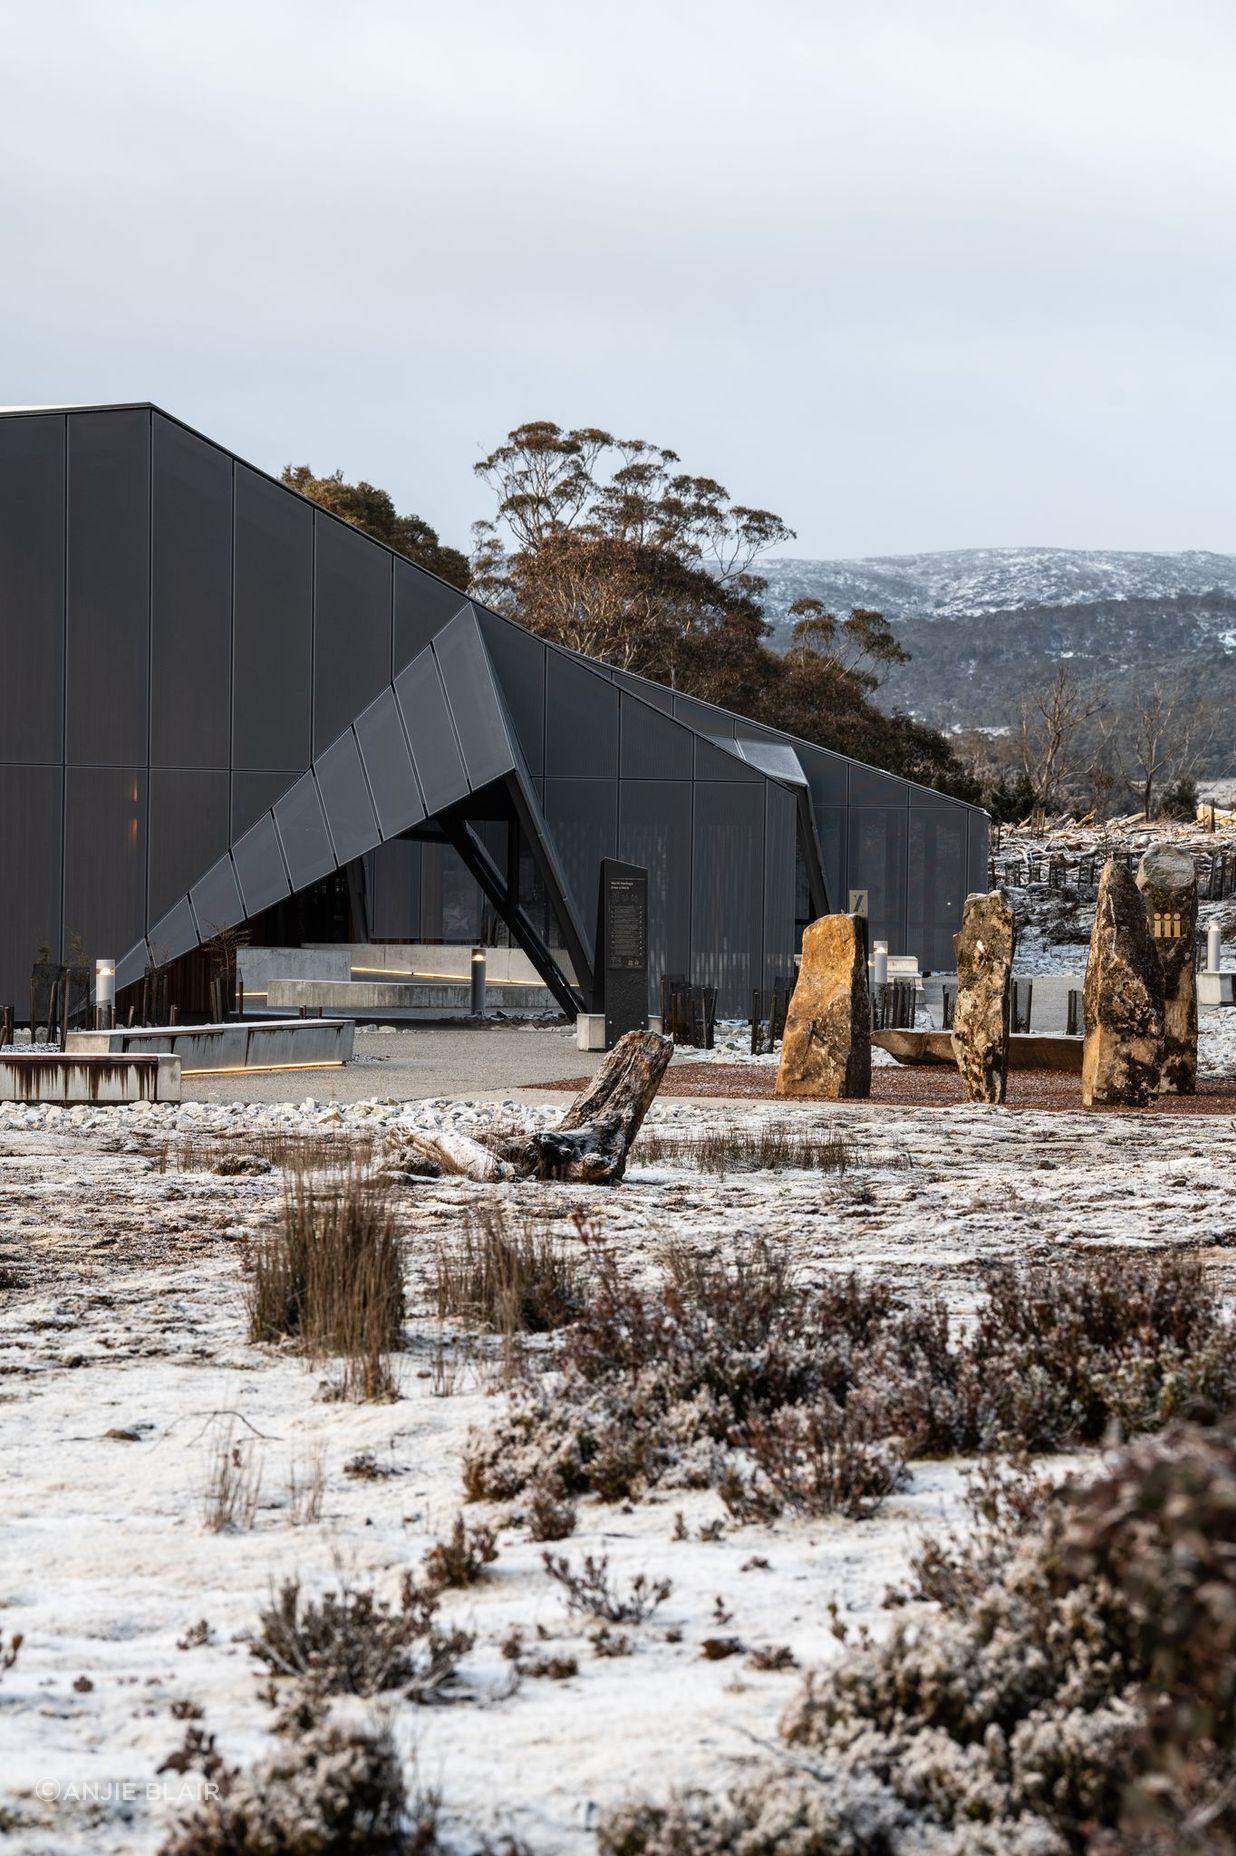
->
<box><xmin>0</xmin><ymin>404</ymin><xmax>988</xmax><ymax>1017</ymax></box>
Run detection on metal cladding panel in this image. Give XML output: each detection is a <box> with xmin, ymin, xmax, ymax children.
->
<box><xmin>690</xmin><ymin>781</ymin><xmax>765</xmax><ymax>1016</ymax></box>
<box><xmin>66</xmin><ymin>410</ymin><xmax>150</xmax><ymax>766</ymax></box>
<box><xmin>763</xmin><ymin>783</ymin><xmax>798</xmax><ymax>986</ymax></box>
<box><xmin>231</xmin><ymin>812</ymin><xmax>290</xmax><ymax>917</ymax></box>
<box><xmin>848</xmin><ymin>807</ymin><xmax>908</xmax><ymax>955</ymax></box>
<box><xmin>811</xmin><ymin>805</ymin><xmax>847</xmax><ymax>920</ymax></box>
<box><xmin>0</xmin><ymin>766</ymin><xmax>62</xmax><ymax>1001</ymax></box>
<box><xmin>433</xmin><ymin>609</ymin><xmax>516</xmax><ymax>789</ymax></box>
<box><xmin>232</xmin><ymin>770</ymin><xmax>299</xmax><ymax>838</ymax></box>
<box><xmin>0</xmin><ymin>414</ymin><xmax>64</xmax><ymax>763</ymax></box>
<box><xmin>617</xmin><ymin>778</ymin><xmax>691</xmax><ymax>1000</ymax></box>
<box><xmin>354</xmin><ymin>688</ymin><xmax>425</xmax><ymax>837</ymax></box>
<box><xmin>908</xmin><ymin>806</ymin><xmax>967</xmax><ymax>973</ymax></box>
<box><xmin>313</xmin><ymin>515</ymin><xmax>392</xmax><ymax>753</ymax></box>
<box><xmin>477</xmin><ymin>612</ymin><xmax>546</xmax><ymax>776</ymax></box>
<box><xmin>545</xmin><ymin>651</ymin><xmax>618</xmax><ymax>778</ymax></box>
<box><xmin>394</xmin><ymin>559</ymin><xmax>469</xmax><ymax>674</ymax></box>
<box><xmin>619</xmin><ymin>694</ymin><xmax>693</xmax><ymax>780</ymax></box>
<box><xmin>694</xmin><ymin>736</ymin><xmax>761</xmax><ymax>782</ymax></box>
<box><xmin>115</xmin><ymin>939</ymin><xmax>153</xmax><ymax>991</ymax></box>
<box><xmin>394</xmin><ymin>650</ymin><xmax>469</xmax><ymax>815</ymax></box>
<box><xmin>849</xmin><ymin>763</ymin><xmax>909</xmax><ymax>805</ymax></box>
<box><xmin>233</xmin><ymin>465</ymin><xmax>313</xmax><ymax>770</ymax></box>
<box><xmin>797</xmin><ymin>743</ymin><xmax>850</xmax><ymax>805</ymax></box>
<box><xmin>273</xmin><ymin>773</ymin><xmax>336</xmax><ymax>890</ymax></box>
<box><xmin>612</xmin><ymin>668</ymin><xmax>672</xmax><ymax>715</ymax></box>
<box><xmin>146</xmin><ymin>896</ymin><xmax>200</xmax><ymax>969</ymax></box>
<box><xmin>63</xmin><ymin>767</ymin><xmax>147</xmax><ymax>961</ymax></box>
<box><xmin>967</xmin><ymin>812</ymin><xmax>990</xmax><ymax>897</ymax></box>
<box><xmin>316</xmin><ymin>728</ymin><xmax>381</xmax><ymax>864</ymax></box>
<box><xmin>543</xmin><ymin>777</ymin><xmax>620</xmax><ymax>926</ymax></box>
<box><xmin>370</xmin><ymin>839</ymin><xmax>421</xmax><ymax>939</ymax></box>
<box><xmin>150</xmin><ymin>416</ymin><xmax>232</xmax><ymax>769</ymax></box>
<box><xmin>148</xmin><ymin>770</ymin><xmax>230</xmax><ymax>922</ymax></box>
<box><xmin>189</xmin><ymin>853</ymin><xmax>245</xmax><ymax>940</ymax></box>
<box><xmin>675</xmin><ymin>693</ymin><xmax>732</xmax><ymax>736</ymax></box>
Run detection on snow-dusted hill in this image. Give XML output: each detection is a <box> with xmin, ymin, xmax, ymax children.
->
<box><xmin>761</xmin><ymin>547</ymin><xmax>1236</xmax><ymax>631</ymax></box>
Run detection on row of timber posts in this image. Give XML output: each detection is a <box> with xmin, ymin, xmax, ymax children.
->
<box><xmin>988</xmin><ymin>846</ymin><xmax>1236</xmax><ymax>903</ymax></box>
<box><xmin>750</xmin><ymin>974</ymin><xmax>795</xmax><ymax>1055</ymax></box>
<box><xmin>659</xmin><ymin>974</ymin><xmax>717</xmax><ymax>1049</ymax></box>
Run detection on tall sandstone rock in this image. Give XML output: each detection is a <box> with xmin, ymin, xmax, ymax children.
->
<box><xmin>1082</xmin><ymin>861</ymin><xmax>1166</xmax><ymax>1108</ymax></box>
<box><xmin>775</xmin><ymin>914</ymin><xmax>871</xmax><ymax>1100</ymax></box>
<box><xmin>1136</xmin><ymin>845</ymin><xmax>1198</xmax><ymax>1095</ymax></box>
<box><xmin>951</xmin><ymin>890</ymin><xmax>1015</xmax><ymax>1104</ymax></box>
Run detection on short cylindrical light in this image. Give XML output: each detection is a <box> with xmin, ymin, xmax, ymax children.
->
<box><xmin>95</xmin><ymin>958</ymin><xmax>116</xmax><ymax>1030</ymax></box>
<box><xmin>1207</xmin><ymin>922</ymin><xmax>1222</xmax><ymax>974</ymax></box>
<box><xmin>872</xmin><ymin>940</ymin><xmax>889</xmax><ymax>987</ymax></box>
<box><xmin>470</xmin><ymin>947</ymin><xmax>487</xmax><ymax>1018</ymax></box>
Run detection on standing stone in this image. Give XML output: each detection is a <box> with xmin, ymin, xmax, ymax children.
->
<box><xmin>1082</xmin><ymin>861</ymin><xmax>1166</xmax><ymax>1108</ymax></box>
<box><xmin>1136</xmin><ymin>846</ymin><xmax>1198</xmax><ymax>1095</ymax></box>
<box><xmin>775</xmin><ymin>915</ymin><xmax>871</xmax><ymax>1099</ymax></box>
<box><xmin>951</xmin><ymin>890</ymin><xmax>1016</xmax><ymax>1103</ymax></box>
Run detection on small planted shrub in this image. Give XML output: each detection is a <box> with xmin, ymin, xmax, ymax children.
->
<box><xmin>159</xmin><ymin>1715</ymin><xmax>429</xmax><ymax>1856</ymax></box>
<box><xmin>248</xmin><ymin>1164</ymin><xmax>404</xmax><ymax>1401</ymax></box>
<box><xmin>542</xmin><ymin>1552</ymin><xmax>671</xmax><ymax>1625</ymax></box>
<box><xmin>252</xmin><ymin>1575</ymin><xmax>472</xmax><ymax>1702</ymax></box>
<box><xmin>422</xmin><ymin>1516</ymin><xmax>499</xmax><ymax>1589</ymax></box>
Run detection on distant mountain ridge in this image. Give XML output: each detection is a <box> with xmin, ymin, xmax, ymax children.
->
<box><xmin>756</xmin><ymin>550</ymin><xmax>1236</xmax><ymax>756</ymax></box>
<box><xmin>760</xmin><ymin>547</ymin><xmax>1236</xmax><ymax>634</ymax></box>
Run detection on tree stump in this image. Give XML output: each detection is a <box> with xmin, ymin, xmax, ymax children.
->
<box><xmin>1082</xmin><ymin>860</ymin><xmax>1165</xmax><ymax>1108</ymax></box>
<box><xmin>489</xmin><ymin>1029</ymin><xmax>673</xmax><ymax>1184</ymax></box>
<box><xmin>1136</xmin><ymin>845</ymin><xmax>1198</xmax><ymax>1095</ymax></box>
<box><xmin>951</xmin><ymin>890</ymin><xmax>1015</xmax><ymax>1104</ymax></box>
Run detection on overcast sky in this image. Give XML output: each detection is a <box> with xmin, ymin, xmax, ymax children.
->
<box><xmin>3</xmin><ymin>1</ymin><xmax>1234</xmax><ymax>560</ymax></box>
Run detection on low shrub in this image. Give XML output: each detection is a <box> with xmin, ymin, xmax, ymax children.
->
<box><xmin>598</xmin><ymin>1420</ymin><xmax>1236</xmax><ymax>1856</ymax></box>
<box><xmin>248</xmin><ymin>1164</ymin><xmax>404</xmax><ymax>1401</ymax></box>
<box><xmin>464</xmin><ymin>1250</ymin><xmax>1236</xmax><ymax>1518</ymax></box>
<box><xmin>159</xmin><ymin>1715</ymin><xmax>433</xmax><ymax>1856</ymax></box>
<box><xmin>251</xmin><ymin>1575</ymin><xmax>472</xmax><ymax>1702</ymax></box>
<box><xmin>422</xmin><ymin>1516</ymin><xmax>498</xmax><ymax>1589</ymax></box>
<box><xmin>542</xmin><ymin>1552</ymin><xmax>671</xmax><ymax>1625</ymax></box>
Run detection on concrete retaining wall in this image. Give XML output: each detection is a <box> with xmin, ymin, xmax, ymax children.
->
<box><xmin>66</xmin><ymin>1019</ymin><xmax>353</xmax><ymax>1072</ymax></box>
<box><xmin>265</xmin><ymin>977</ymin><xmax>556</xmax><ymax>1016</ymax></box>
<box><xmin>0</xmin><ymin>1053</ymin><xmax>181</xmax><ymax>1103</ymax></box>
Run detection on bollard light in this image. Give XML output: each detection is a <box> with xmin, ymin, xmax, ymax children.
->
<box><xmin>872</xmin><ymin>940</ymin><xmax>889</xmax><ymax>988</ymax></box>
<box><xmin>1207</xmin><ymin>922</ymin><xmax>1223</xmax><ymax>975</ymax></box>
<box><xmin>95</xmin><ymin>957</ymin><xmax>116</xmax><ymax>1031</ymax></box>
<box><xmin>470</xmin><ymin>947</ymin><xmax>487</xmax><ymax>1018</ymax></box>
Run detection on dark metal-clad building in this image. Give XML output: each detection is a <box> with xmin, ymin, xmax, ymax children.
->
<box><xmin>0</xmin><ymin>403</ymin><xmax>988</xmax><ymax>1017</ymax></box>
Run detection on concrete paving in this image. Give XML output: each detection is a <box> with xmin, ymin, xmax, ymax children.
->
<box><xmin>184</xmin><ymin>1022</ymin><xmax>600</xmax><ymax>1105</ymax></box>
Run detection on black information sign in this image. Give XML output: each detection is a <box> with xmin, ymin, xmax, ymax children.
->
<box><xmin>593</xmin><ymin>858</ymin><xmax>649</xmax><ymax>1049</ymax></box>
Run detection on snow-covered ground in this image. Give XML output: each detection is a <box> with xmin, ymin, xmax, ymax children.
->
<box><xmin>1</xmin><ymin>1086</ymin><xmax>1234</xmax><ymax>1853</ymax></box>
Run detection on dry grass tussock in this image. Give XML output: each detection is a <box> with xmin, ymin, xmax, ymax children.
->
<box><xmin>432</xmin><ymin>1200</ymin><xmax>591</xmax><ymax>1335</ymax></box>
<box><xmin>464</xmin><ymin>1245</ymin><xmax>1236</xmax><ymax>1520</ymax></box>
<box><xmin>247</xmin><ymin>1163</ymin><xmax>405</xmax><ymax>1400</ymax></box>
<box><xmin>631</xmin><ymin>1119</ymin><xmax>904</xmax><ymax>1176</ymax></box>
<box><xmin>599</xmin><ymin>1421</ymin><xmax>1236</xmax><ymax>1856</ymax></box>
<box><xmin>154</xmin><ymin>1130</ymin><xmax>380</xmax><ymax>1174</ymax></box>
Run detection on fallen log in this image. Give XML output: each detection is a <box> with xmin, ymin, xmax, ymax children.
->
<box><xmin>489</xmin><ymin>1028</ymin><xmax>672</xmax><ymax>1184</ymax></box>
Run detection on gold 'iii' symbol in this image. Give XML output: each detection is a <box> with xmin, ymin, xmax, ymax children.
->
<box><xmin>1152</xmin><ymin>911</ymin><xmax>1184</xmax><ymax>940</ymax></box>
